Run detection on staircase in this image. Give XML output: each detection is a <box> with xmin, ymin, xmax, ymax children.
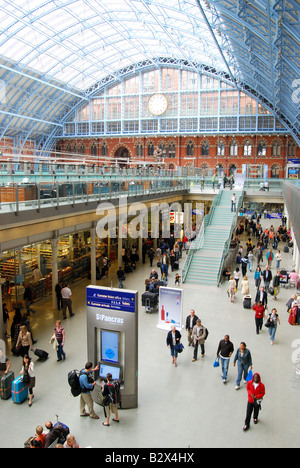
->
<box><xmin>183</xmin><ymin>190</ymin><xmax>243</xmax><ymax>286</ymax></box>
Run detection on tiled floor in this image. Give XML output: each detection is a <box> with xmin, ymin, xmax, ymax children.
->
<box><xmin>1</xmin><ymin>217</ymin><xmax>300</xmax><ymax>448</ymax></box>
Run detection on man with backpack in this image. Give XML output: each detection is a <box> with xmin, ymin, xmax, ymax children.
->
<box><xmin>79</xmin><ymin>362</ymin><xmax>99</xmax><ymax>420</ymax></box>
<box><xmin>101</xmin><ymin>373</ymin><xmax>120</xmax><ymax>427</ymax></box>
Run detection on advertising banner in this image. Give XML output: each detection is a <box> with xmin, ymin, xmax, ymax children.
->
<box><xmin>157</xmin><ymin>287</ymin><xmax>183</xmax><ymax>331</ymax></box>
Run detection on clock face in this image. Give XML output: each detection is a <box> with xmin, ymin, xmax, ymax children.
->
<box><xmin>148</xmin><ymin>94</ymin><xmax>168</xmax><ymax>116</ymax></box>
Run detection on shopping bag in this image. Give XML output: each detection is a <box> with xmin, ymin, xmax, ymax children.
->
<box><xmin>213</xmin><ymin>358</ymin><xmax>220</xmax><ymax>368</ymax></box>
<box><xmin>246</xmin><ymin>370</ymin><xmax>253</xmax><ymax>382</ymax></box>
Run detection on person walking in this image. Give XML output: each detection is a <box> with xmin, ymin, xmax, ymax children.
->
<box><xmin>243</xmin><ymin>373</ymin><xmax>265</xmax><ymax>431</ymax></box>
<box><xmin>255</xmin><ymin>286</ymin><xmax>268</xmax><ymax>308</ymax></box>
<box><xmin>262</xmin><ymin>267</ymin><xmax>272</xmax><ymax>292</ymax></box>
<box><xmin>23</xmin><ymin>284</ymin><xmax>36</xmax><ymax>315</ymax></box>
<box><xmin>192</xmin><ymin>319</ymin><xmax>207</xmax><ymax>361</ymax></box>
<box><xmin>228</xmin><ymin>276</ymin><xmax>236</xmax><ymax>303</ymax></box>
<box><xmin>231</xmin><ymin>193</ymin><xmax>237</xmax><ymax>212</ymax></box>
<box><xmin>266</xmin><ymin>250</ymin><xmax>274</xmax><ymax>269</ymax></box>
<box><xmin>233</xmin><ymin>342</ymin><xmax>253</xmax><ymax>390</ymax></box>
<box><xmin>16</xmin><ymin>325</ymin><xmax>34</xmax><ymax>357</ymax></box>
<box><xmin>20</xmin><ymin>354</ymin><xmax>35</xmax><ymax>407</ymax></box>
<box><xmin>54</xmin><ymin>320</ymin><xmax>66</xmax><ymax>362</ymax></box>
<box><xmin>61</xmin><ymin>283</ymin><xmax>75</xmax><ymax>319</ymax></box>
<box><xmin>241</xmin><ymin>276</ymin><xmax>250</xmax><ymax>298</ymax></box>
<box><xmin>117</xmin><ymin>267</ymin><xmax>125</xmax><ymax>289</ymax></box>
<box><xmin>252</xmin><ymin>301</ymin><xmax>265</xmax><ymax>335</ymax></box>
<box><xmin>266</xmin><ymin>308</ymin><xmax>280</xmax><ymax>345</ymax></box>
<box><xmin>272</xmin><ymin>270</ymin><xmax>281</xmax><ymax>301</ymax></box>
<box><xmin>216</xmin><ymin>335</ymin><xmax>234</xmax><ymax>384</ymax></box>
<box><xmin>55</xmin><ymin>281</ymin><xmax>63</xmax><ymax>311</ymax></box>
<box><xmin>275</xmin><ymin>250</ymin><xmax>282</xmax><ymax>270</ymax></box>
<box><xmin>79</xmin><ymin>362</ymin><xmax>99</xmax><ymax>419</ymax></box>
<box><xmin>185</xmin><ymin>309</ymin><xmax>199</xmax><ymax>347</ymax></box>
<box><xmin>166</xmin><ymin>326</ymin><xmax>182</xmax><ymax>368</ymax></box>
<box><xmin>254</xmin><ymin>266</ymin><xmax>262</xmax><ymax>290</ymax></box>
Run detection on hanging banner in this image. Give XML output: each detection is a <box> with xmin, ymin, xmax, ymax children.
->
<box><xmin>157</xmin><ymin>287</ymin><xmax>183</xmax><ymax>331</ymax></box>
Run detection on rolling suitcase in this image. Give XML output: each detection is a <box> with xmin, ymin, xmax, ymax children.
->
<box><xmin>11</xmin><ymin>376</ymin><xmax>28</xmax><ymax>404</ymax></box>
<box><xmin>34</xmin><ymin>349</ymin><xmax>49</xmax><ymax>360</ymax></box>
<box><xmin>0</xmin><ymin>371</ymin><xmax>15</xmax><ymax>400</ymax></box>
<box><xmin>142</xmin><ymin>292</ymin><xmax>158</xmax><ymax>307</ymax></box>
<box><xmin>243</xmin><ymin>295</ymin><xmax>252</xmax><ymax>309</ymax></box>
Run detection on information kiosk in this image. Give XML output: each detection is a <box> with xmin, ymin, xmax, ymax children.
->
<box><xmin>86</xmin><ymin>285</ymin><xmax>138</xmax><ymax>409</ymax></box>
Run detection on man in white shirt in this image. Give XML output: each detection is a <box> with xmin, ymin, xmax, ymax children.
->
<box><xmin>61</xmin><ymin>283</ymin><xmax>75</xmax><ymax>319</ymax></box>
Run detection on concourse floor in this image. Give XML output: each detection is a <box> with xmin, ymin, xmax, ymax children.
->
<box><xmin>1</xmin><ymin>219</ymin><xmax>300</xmax><ymax>449</ymax></box>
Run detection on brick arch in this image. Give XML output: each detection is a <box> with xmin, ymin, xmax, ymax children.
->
<box><xmin>111</xmin><ymin>143</ymin><xmax>133</xmax><ymax>159</ymax></box>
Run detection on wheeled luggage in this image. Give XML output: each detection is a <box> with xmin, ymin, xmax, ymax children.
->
<box><xmin>34</xmin><ymin>349</ymin><xmax>49</xmax><ymax>360</ymax></box>
<box><xmin>142</xmin><ymin>292</ymin><xmax>158</xmax><ymax>307</ymax></box>
<box><xmin>11</xmin><ymin>376</ymin><xmax>28</xmax><ymax>404</ymax></box>
<box><xmin>243</xmin><ymin>295</ymin><xmax>252</xmax><ymax>309</ymax></box>
<box><xmin>0</xmin><ymin>371</ymin><xmax>15</xmax><ymax>400</ymax></box>
<box><xmin>172</xmin><ymin>261</ymin><xmax>179</xmax><ymax>271</ymax></box>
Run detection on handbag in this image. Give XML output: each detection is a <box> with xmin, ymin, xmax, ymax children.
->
<box><xmin>175</xmin><ymin>343</ymin><xmax>184</xmax><ymax>353</ymax></box>
<box><xmin>22</xmin><ymin>371</ymin><xmax>30</xmax><ymax>385</ymax></box>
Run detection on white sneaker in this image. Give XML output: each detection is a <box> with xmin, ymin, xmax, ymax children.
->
<box><xmin>235</xmin><ymin>385</ymin><xmax>240</xmax><ymax>390</ymax></box>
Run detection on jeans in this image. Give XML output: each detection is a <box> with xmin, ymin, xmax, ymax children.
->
<box><xmin>57</xmin><ymin>339</ymin><xmax>65</xmax><ymax>361</ymax></box>
<box><xmin>161</xmin><ymin>264</ymin><xmax>169</xmax><ymax>277</ymax></box>
<box><xmin>220</xmin><ymin>357</ymin><xmax>230</xmax><ymax>381</ymax></box>
<box><xmin>231</xmin><ymin>202</ymin><xmax>236</xmax><ymax>212</ymax></box>
<box><xmin>236</xmin><ymin>362</ymin><xmax>249</xmax><ymax>386</ymax></box>
<box><xmin>269</xmin><ymin>324</ymin><xmax>277</xmax><ymax>342</ymax></box>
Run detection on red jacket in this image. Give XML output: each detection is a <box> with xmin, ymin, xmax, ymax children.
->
<box><xmin>253</xmin><ymin>304</ymin><xmax>265</xmax><ymax>319</ymax></box>
<box><xmin>246</xmin><ymin>373</ymin><xmax>265</xmax><ymax>404</ymax></box>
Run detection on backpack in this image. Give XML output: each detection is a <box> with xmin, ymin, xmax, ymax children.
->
<box><xmin>108</xmin><ymin>381</ymin><xmax>121</xmax><ymax>405</ymax></box>
<box><xmin>67</xmin><ymin>370</ymin><xmax>81</xmax><ymax>397</ymax></box>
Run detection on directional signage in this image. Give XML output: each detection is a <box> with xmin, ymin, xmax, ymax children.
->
<box><xmin>86</xmin><ymin>286</ymin><xmax>136</xmax><ymax>313</ymax></box>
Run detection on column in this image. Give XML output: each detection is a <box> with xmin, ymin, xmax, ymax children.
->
<box><xmin>90</xmin><ymin>227</ymin><xmax>97</xmax><ymax>285</ymax></box>
<box><xmin>51</xmin><ymin>238</ymin><xmax>59</xmax><ymax>309</ymax></box>
<box><xmin>118</xmin><ymin>237</ymin><xmax>123</xmax><ymax>268</ymax></box>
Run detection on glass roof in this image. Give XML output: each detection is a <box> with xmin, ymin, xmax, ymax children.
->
<box><xmin>0</xmin><ymin>0</ymin><xmax>228</xmax><ymax>91</ymax></box>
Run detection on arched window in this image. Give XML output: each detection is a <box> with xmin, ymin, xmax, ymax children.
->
<box><xmin>136</xmin><ymin>142</ymin><xmax>143</xmax><ymax>157</ymax></box>
<box><xmin>101</xmin><ymin>143</ymin><xmax>108</xmax><ymax>157</ymax></box>
<box><xmin>243</xmin><ymin>140</ymin><xmax>252</xmax><ymax>156</ymax></box>
<box><xmin>272</xmin><ymin>141</ymin><xmax>281</xmax><ymax>157</ymax></box>
<box><xmin>73</xmin><ymin>143</ymin><xmax>79</xmax><ymax>154</ymax></box>
<box><xmin>202</xmin><ymin>141</ymin><xmax>209</xmax><ymax>156</ymax></box>
<box><xmin>230</xmin><ymin>140</ymin><xmax>238</xmax><ymax>156</ymax></box>
<box><xmin>271</xmin><ymin>164</ymin><xmax>280</xmax><ymax>179</ymax></box>
<box><xmin>257</xmin><ymin>140</ymin><xmax>266</xmax><ymax>156</ymax></box>
<box><xmin>66</xmin><ymin>143</ymin><xmax>72</xmax><ymax>153</ymax></box>
<box><xmin>148</xmin><ymin>142</ymin><xmax>154</xmax><ymax>157</ymax></box>
<box><xmin>288</xmin><ymin>141</ymin><xmax>296</xmax><ymax>157</ymax></box>
<box><xmin>217</xmin><ymin>141</ymin><xmax>225</xmax><ymax>156</ymax></box>
<box><xmin>91</xmin><ymin>143</ymin><xmax>98</xmax><ymax>156</ymax></box>
<box><xmin>80</xmin><ymin>143</ymin><xmax>85</xmax><ymax>155</ymax></box>
<box><xmin>187</xmin><ymin>141</ymin><xmax>194</xmax><ymax>156</ymax></box>
<box><xmin>168</xmin><ymin>142</ymin><xmax>176</xmax><ymax>159</ymax></box>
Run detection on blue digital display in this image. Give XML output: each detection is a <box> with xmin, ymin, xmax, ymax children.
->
<box><xmin>86</xmin><ymin>287</ymin><xmax>136</xmax><ymax>313</ymax></box>
<box><xmin>101</xmin><ymin>330</ymin><xmax>119</xmax><ymax>364</ymax></box>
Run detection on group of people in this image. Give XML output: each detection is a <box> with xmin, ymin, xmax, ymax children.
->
<box><xmin>166</xmin><ymin>310</ymin><xmax>266</xmax><ymax>431</ymax></box>
<box><xmin>27</xmin><ymin>421</ymin><xmax>80</xmax><ymax>448</ymax></box>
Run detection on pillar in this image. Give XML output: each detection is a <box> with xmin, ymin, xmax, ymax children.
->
<box><xmin>51</xmin><ymin>238</ymin><xmax>59</xmax><ymax>309</ymax></box>
<box><xmin>118</xmin><ymin>237</ymin><xmax>123</xmax><ymax>268</ymax></box>
<box><xmin>90</xmin><ymin>227</ymin><xmax>96</xmax><ymax>285</ymax></box>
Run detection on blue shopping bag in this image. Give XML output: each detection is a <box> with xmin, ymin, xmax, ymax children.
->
<box><xmin>246</xmin><ymin>370</ymin><xmax>253</xmax><ymax>382</ymax></box>
<box><xmin>213</xmin><ymin>358</ymin><xmax>220</xmax><ymax>368</ymax></box>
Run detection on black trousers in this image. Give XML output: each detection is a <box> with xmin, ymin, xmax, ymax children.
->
<box><xmin>255</xmin><ymin>317</ymin><xmax>263</xmax><ymax>334</ymax></box>
<box><xmin>193</xmin><ymin>341</ymin><xmax>205</xmax><ymax>359</ymax></box>
<box><xmin>245</xmin><ymin>400</ymin><xmax>261</xmax><ymax>427</ymax></box>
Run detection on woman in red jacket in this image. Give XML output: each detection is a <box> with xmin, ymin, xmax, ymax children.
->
<box><xmin>243</xmin><ymin>373</ymin><xmax>265</xmax><ymax>431</ymax></box>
